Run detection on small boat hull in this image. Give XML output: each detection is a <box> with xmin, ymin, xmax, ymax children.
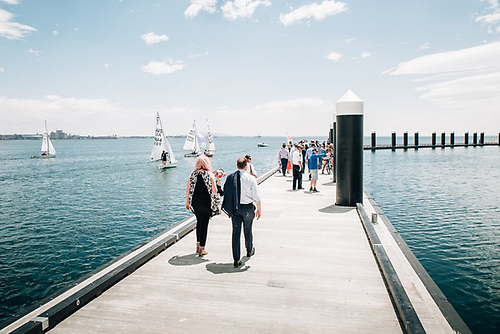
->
<box><xmin>32</xmin><ymin>154</ymin><xmax>56</xmax><ymax>159</ymax></box>
<box><xmin>257</xmin><ymin>143</ymin><xmax>269</xmax><ymax>147</ymax></box>
<box><xmin>158</xmin><ymin>162</ymin><xmax>177</xmax><ymax>169</ymax></box>
<box><xmin>184</xmin><ymin>152</ymin><xmax>201</xmax><ymax>157</ymax></box>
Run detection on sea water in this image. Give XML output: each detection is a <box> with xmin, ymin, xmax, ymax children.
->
<box><xmin>0</xmin><ymin>137</ymin><xmax>499</xmax><ymax>333</ymax></box>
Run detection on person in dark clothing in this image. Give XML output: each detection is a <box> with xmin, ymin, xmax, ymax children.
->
<box><xmin>161</xmin><ymin>150</ymin><xmax>168</xmax><ymax>165</ymax></box>
<box><xmin>186</xmin><ymin>156</ymin><xmax>219</xmax><ymax>256</ymax></box>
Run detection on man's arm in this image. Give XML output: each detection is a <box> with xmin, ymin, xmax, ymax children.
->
<box><xmin>255</xmin><ymin>201</ymin><xmax>261</xmax><ymax>220</ymax></box>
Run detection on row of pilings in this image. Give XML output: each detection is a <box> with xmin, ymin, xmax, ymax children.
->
<box><xmin>367</xmin><ymin>132</ymin><xmax>500</xmax><ymax>151</ymax></box>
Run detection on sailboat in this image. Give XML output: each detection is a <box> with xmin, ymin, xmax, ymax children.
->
<box><xmin>33</xmin><ymin>121</ymin><xmax>56</xmax><ymax>158</ymax></box>
<box><xmin>204</xmin><ymin>119</ymin><xmax>215</xmax><ymax>157</ymax></box>
<box><xmin>183</xmin><ymin>119</ymin><xmax>201</xmax><ymax>157</ymax></box>
<box><xmin>150</xmin><ymin>112</ymin><xmax>177</xmax><ymax>169</ymax></box>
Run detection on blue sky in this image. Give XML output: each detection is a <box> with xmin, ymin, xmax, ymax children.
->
<box><xmin>1</xmin><ymin>0</ymin><xmax>499</xmax><ymax>137</ymax></box>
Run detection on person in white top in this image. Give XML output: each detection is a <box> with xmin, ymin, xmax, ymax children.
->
<box><xmin>245</xmin><ymin>155</ymin><xmax>258</xmax><ymax>178</ymax></box>
<box><xmin>292</xmin><ymin>145</ymin><xmax>304</xmax><ymax>190</ymax></box>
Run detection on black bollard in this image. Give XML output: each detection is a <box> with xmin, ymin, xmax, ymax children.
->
<box><xmin>403</xmin><ymin>132</ymin><xmax>408</xmax><ymax>149</ymax></box>
<box><xmin>480</xmin><ymin>133</ymin><xmax>484</xmax><ymax>146</ymax></box>
<box><xmin>473</xmin><ymin>133</ymin><xmax>478</xmax><ymax>146</ymax></box>
<box><xmin>432</xmin><ymin>132</ymin><xmax>436</xmax><ymax>148</ymax></box>
<box><xmin>441</xmin><ymin>132</ymin><xmax>446</xmax><ymax>148</ymax></box>
<box><xmin>391</xmin><ymin>132</ymin><xmax>396</xmax><ymax>151</ymax></box>
<box><xmin>414</xmin><ymin>132</ymin><xmax>419</xmax><ymax>150</ymax></box>
<box><xmin>451</xmin><ymin>132</ymin><xmax>455</xmax><ymax>147</ymax></box>
<box><xmin>335</xmin><ymin>90</ymin><xmax>363</xmax><ymax>207</ymax></box>
<box><xmin>371</xmin><ymin>131</ymin><xmax>376</xmax><ymax>151</ymax></box>
<box><xmin>465</xmin><ymin>132</ymin><xmax>469</xmax><ymax>147</ymax></box>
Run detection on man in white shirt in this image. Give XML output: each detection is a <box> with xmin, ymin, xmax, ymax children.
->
<box><xmin>292</xmin><ymin>145</ymin><xmax>304</xmax><ymax>190</ymax></box>
<box><xmin>225</xmin><ymin>157</ymin><xmax>262</xmax><ymax>267</ymax></box>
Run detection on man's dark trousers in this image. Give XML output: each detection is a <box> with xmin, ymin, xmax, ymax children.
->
<box><xmin>280</xmin><ymin>158</ymin><xmax>288</xmax><ymax>176</ymax></box>
<box><xmin>231</xmin><ymin>204</ymin><xmax>255</xmax><ymax>261</ymax></box>
<box><xmin>292</xmin><ymin>164</ymin><xmax>302</xmax><ymax>190</ymax></box>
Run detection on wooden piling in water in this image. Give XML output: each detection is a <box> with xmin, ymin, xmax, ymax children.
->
<box><xmin>363</xmin><ymin>131</ymin><xmax>499</xmax><ymax>151</ymax></box>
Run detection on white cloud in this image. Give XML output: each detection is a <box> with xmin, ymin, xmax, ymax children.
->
<box><xmin>361</xmin><ymin>52</ymin><xmax>371</xmax><ymax>58</ymax></box>
<box><xmin>208</xmin><ymin>97</ymin><xmax>334</xmax><ymax>136</ymax></box>
<box><xmin>386</xmin><ymin>41</ymin><xmax>500</xmax><ymax>113</ymax></box>
<box><xmin>52</xmin><ymin>30</ymin><xmax>58</xmax><ymax>35</ymax></box>
<box><xmin>0</xmin><ymin>95</ymin><xmax>151</xmax><ymax>136</ymax></box>
<box><xmin>326</xmin><ymin>51</ymin><xmax>342</xmax><ymax>62</ymax></box>
<box><xmin>141</xmin><ymin>31</ymin><xmax>169</xmax><ymax>46</ymax></box>
<box><xmin>26</xmin><ymin>49</ymin><xmax>42</xmax><ymax>56</ymax></box>
<box><xmin>345</xmin><ymin>37</ymin><xmax>356</xmax><ymax>43</ymax></box>
<box><xmin>476</xmin><ymin>0</ymin><xmax>500</xmax><ymax>33</ymax></box>
<box><xmin>0</xmin><ymin>9</ymin><xmax>36</xmax><ymax>40</ymax></box>
<box><xmin>419</xmin><ymin>43</ymin><xmax>429</xmax><ymax>50</ymax></box>
<box><xmin>386</xmin><ymin>42</ymin><xmax>500</xmax><ymax>75</ymax></box>
<box><xmin>185</xmin><ymin>0</ymin><xmax>217</xmax><ymax>18</ymax></box>
<box><xmin>0</xmin><ymin>67</ymin><xmax>4</xmax><ymax>72</ymax></box>
<box><xmin>142</xmin><ymin>59</ymin><xmax>185</xmax><ymax>74</ymax></box>
<box><xmin>0</xmin><ymin>95</ymin><xmax>333</xmax><ymax>136</ymax></box>
<box><xmin>1</xmin><ymin>0</ymin><xmax>21</xmax><ymax>4</ymax></box>
<box><xmin>221</xmin><ymin>0</ymin><xmax>271</xmax><ymax>20</ymax></box>
<box><xmin>279</xmin><ymin>1</ymin><xmax>347</xmax><ymax>26</ymax></box>
<box><xmin>188</xmin><ymin>51</ymin><xmax>209</xmax><ymax>59</ymax></box>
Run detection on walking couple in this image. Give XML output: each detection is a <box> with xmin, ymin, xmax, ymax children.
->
<box><xmin>186</xmin><ymin>156</ymin><xmax>261</xmax><ymax>268</ymax></box>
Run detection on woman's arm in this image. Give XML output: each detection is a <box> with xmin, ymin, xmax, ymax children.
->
<box><xmin>185</xmin><ymin>173</ymin><xmax>191</xmax><ymax>210</ymax></box>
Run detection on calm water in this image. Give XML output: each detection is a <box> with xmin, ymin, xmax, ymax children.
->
<box><xmin>0</xmin><ymin>136</ymin><xmax>499</xmax><ymax>333</ymax></box>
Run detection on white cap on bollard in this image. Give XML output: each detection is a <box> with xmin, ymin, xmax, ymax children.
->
<box><xmin>336</xmin><ymin>90</ymin><xmax>363</xmax><ymax>116</ymax></box>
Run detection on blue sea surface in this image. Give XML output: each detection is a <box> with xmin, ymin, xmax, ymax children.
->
<box><xmin>0</xmin><ymin>136</ymin><xmax>499</xmax><ymax>333</ymax></box>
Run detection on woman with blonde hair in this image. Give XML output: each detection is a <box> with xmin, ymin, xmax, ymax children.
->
<box><xmin>186</xmin><ymin>155</ymin><xmax>219</xmax><ymax>256</ymax></box>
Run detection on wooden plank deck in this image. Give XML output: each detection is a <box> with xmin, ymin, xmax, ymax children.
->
<box><xmin>41</xmin><ymin>170</ymin><xmax>456</xmax><ymax>333</ymax></box>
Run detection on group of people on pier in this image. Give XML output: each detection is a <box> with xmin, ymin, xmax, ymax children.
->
<box><xmin>278</xmin><ymin>140</ymin><xmax>334</xmax><ymax>192</ymax></box>
<box><xmin>184</xmin><ymin>140</ymin><xmax>333</xmax><ymax>269</ymax></box>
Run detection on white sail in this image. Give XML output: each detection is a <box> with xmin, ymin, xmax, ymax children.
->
<box><xmin>183</xmin><ymin>120</ymin><xmax>200</xmax><ymax>155</ymax></box>
<box><xmin>40</xmin><ymin>121</ymin><xmax>56</xmax><ymax>157</ymax></box>
<box><xmin>150</xmin><ymin>112</ymin><xmax>176</xmax><ymax>166</ymax></box>
<box><xmin>207</xmin><ymin>120</ymin><xmax>215</xmax><ymax>151</ymax></box>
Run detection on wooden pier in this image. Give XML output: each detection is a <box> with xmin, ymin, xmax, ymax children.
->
<box><xmin>1</xmin><ymin>169</ymin><xmax>470</xmax><ymax>334</ymax></box>
<box><xmin>365</xmin><ymin>131</ymin><xmax>500</xmax><ymax>151</ymax></box>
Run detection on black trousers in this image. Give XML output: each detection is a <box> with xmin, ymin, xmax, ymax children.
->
<box><xmin>280</xmin><ymin>158</ymin><xmax>288</xmax><ymax>175</ymax></box>
<box><xmin>293</xmin><ymin>164</ymin><xmax>302</xmax><ymax>190</ymax></box>
<box><xmin>231</xmin><ymin>204</ymin><xmax>255</xmax><ymax>261</ymax></box>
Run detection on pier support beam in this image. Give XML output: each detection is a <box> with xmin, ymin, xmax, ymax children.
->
<box><xmin>335</xmin><ymin>90</ymin><xmax>363</xmax><ymax>207</ymax></box>
<box><xmin>414</xmin><ymin>132</ymin><xmax>419</xmax><ymax>150</ymax></box>
<box><xmin>432</xmin><ymin>132</ymin><xmax>436</xmax><ymax>148</ymax></box>
<box><xmin>473</xmin><ymin>133</ymin><xmax>478</xmax><ymax>146</ymax></box>
<box><xmin>465</xmin><ymin>132</ymin><xmax>469</xmax><ymax>147</ymax></box>
<box><xmin>403</xmin><ymin>132</ymin><xmax>408</xmax><ymax>149</ymax></box>
<box><xmin>480</xmin><ymin>132</ymin><xmax>484</xmax><ymax>146</ymax></box>
<box><xmin>441</xmin><ymin>132</ymin><xmax>446</xmax><ymax>148</ymax></box>
<box><xmin>450</xmin><ymin>132</ymin><xmax>455</xmax><ymax>147</ymax></box>
<box><xmin>391</xmin><ymin>132</ymin><xmax>396</xmax><ymax>151</ymax></box>
<box><xmin>371</xmin><ymin>132</ymin><xmax>376</xmax><ymax>151</ymax></box>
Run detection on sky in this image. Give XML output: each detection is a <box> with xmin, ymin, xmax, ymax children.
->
<box><xmin>1</xmin><ymin>0</ymin><xmax>499</xmax><ymax>137</ymax></box>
